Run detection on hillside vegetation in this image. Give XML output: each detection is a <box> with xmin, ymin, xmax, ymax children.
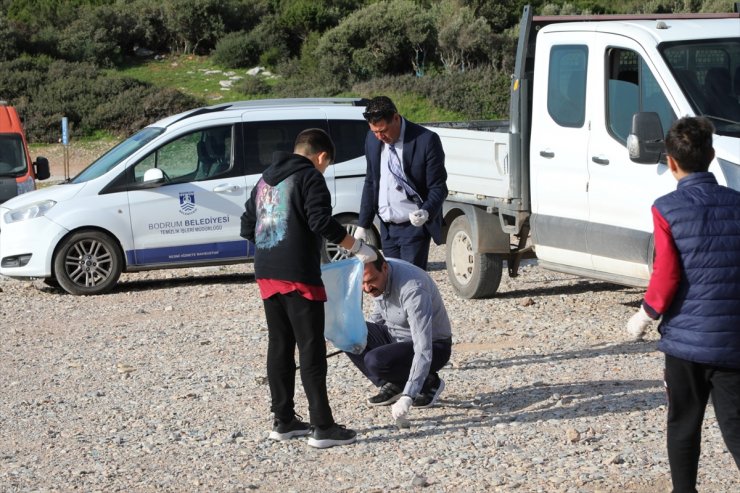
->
<box><xmin>0</xmin><ymin>0</ymin><xmax>735</xmax><ymax>142</ymax></box>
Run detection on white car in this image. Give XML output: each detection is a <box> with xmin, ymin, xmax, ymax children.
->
<box><xmin>0</xmin><ymin>98</ymin><xmax>379</xmax><ymax>295</ymax></box>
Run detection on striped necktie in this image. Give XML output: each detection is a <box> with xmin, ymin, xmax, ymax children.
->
<box><xmin>387</xmin><ymin>144</ymin><xmax>420</xmax><ymax>203</ymax></box>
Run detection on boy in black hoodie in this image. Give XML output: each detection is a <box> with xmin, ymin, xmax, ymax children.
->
<box><xmin>241</xmin><ymin>128</ymin><xmax>376</xmax><ymax>449</ymax></box>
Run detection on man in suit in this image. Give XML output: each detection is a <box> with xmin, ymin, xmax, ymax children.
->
<box><xmin>354</xmin><ymin>96</ymin><xmax>447</xmax><ymax>270</ymax></box>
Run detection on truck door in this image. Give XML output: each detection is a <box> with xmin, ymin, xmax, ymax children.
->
<box><xmin>530</xmin><ymin>39</ymin><xmax>592</xmax><ymax>271</ymax></box>
<box><xmin>586</xmin><ymin>38</ymin><xmax>677</xmax><ymax>283</ymax></box>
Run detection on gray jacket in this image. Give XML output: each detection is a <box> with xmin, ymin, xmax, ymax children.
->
<box><xmin>368</xmin><ymin>259</ymin><xmax>452</xmax><ymax>396</ymax></box>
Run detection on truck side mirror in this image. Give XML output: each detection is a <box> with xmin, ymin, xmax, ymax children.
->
<box><xmin>34</xmin><ymin>156</ymin><xmax>51</xmax><ymax>180</ymax></box>
<box><xmin>627</xmin><ymin>112</ymin><xmax>665</xmax><ymax>164</ymax></box>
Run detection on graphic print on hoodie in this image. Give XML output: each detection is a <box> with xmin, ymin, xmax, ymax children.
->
<box><xmin>255</xmin><ymin>177</ymin><xmax>292</xmax><ymax>248</ymax></box>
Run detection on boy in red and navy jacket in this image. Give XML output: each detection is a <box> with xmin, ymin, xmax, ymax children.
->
<box><xmin>626</xmin><ymin>116</ymin><xmax>740</xmax><ymax>492</ymax></box>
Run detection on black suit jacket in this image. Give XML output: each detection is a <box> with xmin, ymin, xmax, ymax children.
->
<box><xmin>358</xmin><ymin>119</ymin><xmax>447</xmax><ymax>244</ymax></box>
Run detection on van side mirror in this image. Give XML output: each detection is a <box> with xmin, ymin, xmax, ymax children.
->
<box><xmin>34</xmin><ymin>156</ymin><xmax>50</xmax><ymax>180</ymax></box>
<box><xmin>627</xmin><ymin>112</ymin><xmax>665</xmax><ymax>164</ymax></box>
<box><xmin>143</xmin><ymin>167</ymin><xmax>165</xmax><ymax>183</ymax></box>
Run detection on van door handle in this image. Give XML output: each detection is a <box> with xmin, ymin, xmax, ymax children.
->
<box><xmin>212</xmin><ymin>184</ymin><xmax>241</xmax><ymax>193</ymax></box>
<box><xmin>539</xmin><ymin>150</ymin><xmax>555</xmax><ymax>158</ymax></box>
<box><xmin>591</xmin><ymin>156</ymin><xmax>610</xmax><ymax>165</ymax></box>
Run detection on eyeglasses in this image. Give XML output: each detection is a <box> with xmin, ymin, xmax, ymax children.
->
<box><xmin>363</xmin><ymin>110</ymin><xmax>392</xmax><ymax>121</ymax></box>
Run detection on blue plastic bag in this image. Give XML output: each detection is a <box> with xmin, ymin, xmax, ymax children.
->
<box><xmin>321</xmin><ymin>257</ymin><xmax>367</xmax><ymax>354</ymax></box>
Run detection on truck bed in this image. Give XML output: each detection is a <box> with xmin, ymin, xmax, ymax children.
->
<box><xmin>426</xmin><ymin>122</ymin><xmax>512</xmax><ymax>205</ymax></box>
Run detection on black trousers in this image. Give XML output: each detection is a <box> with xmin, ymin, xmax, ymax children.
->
<box><xmin>664</xmin><ymin>354</ymin><xmax>740</xmax><ymax>492</ymax></box>
<box><xmin>263</xmin><ymin>292</ymin><xmax>334</xmax><ymax>428</ymax></box>
<box><xmin>380</xmin><ymin>221</ymin><xmax>431</xmax><ymax>271</ymax></box>
<box><xmin>346</xmin><ymin>321</ymin><xmax>451</xmax><ymax>389</ymax></box>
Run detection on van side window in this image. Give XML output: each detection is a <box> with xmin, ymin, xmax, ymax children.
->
<box><xmin>242</xmin><ymin>120</ymin><xmax>328</xmax><ymax>175</ymax></box>
<box><xmin>547</xmin><ymin>45</ymin><xmax>588</xmax><ymax>128</ymax></box>
<box><xmin>606</xmin><ymin>48</ymin><xmax>675</xmax><ymax>143</ymax></box>
<box><xmin>328</xmin><ymin>120</ymin><xmax>368</xmax><ymax>163</ymax></box>
<box><xmin>132</xmin><ymin>126</ymin><xmax>233</xmax><ymax>184</ymax></box>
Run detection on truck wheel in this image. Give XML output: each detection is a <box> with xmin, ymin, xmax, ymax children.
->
<box><xmin>53</xmin><ymin>230</ymin><xmax>123</xmax><ymax>295</ymax></box>
<box><xmin>446</xmin><ymin>215</ymin><xmax>503</xmax><ymax>299</ymax></box>
<box><xmin>321</xmin><ymin>214</ymin><xmax>380</xmax><ymax>263</ymax></box>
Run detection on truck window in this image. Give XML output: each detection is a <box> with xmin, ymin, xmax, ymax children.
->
<box><xmin>547</xmin><ymin>45</ymin><xmax>588</xmax><ymax>128</ymax></box>
<box><xmin>242</xmin><ymin>120</ymin><xmax>328</xmax><ymax>175</ymax></box>
<box><xmin>661</xmin><ymin>38</ymin><xmax>740</xmax><ymax>128</ymax></box>
<box><xmin>0</xmin><ymin>135</ymin><xmax>27</xmax><ymax>176</ymax></box>
<box><xmin>132</xmin><ymin>126</ymin><xmax>233</xmax><ymax>184</ymax></box>
<box><xmin>606</xmin><ymin>48</ymin><xmax>675</xmax><ymax>143</ymax></box>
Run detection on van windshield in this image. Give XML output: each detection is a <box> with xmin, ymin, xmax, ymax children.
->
<box><xmin>71</xmin><ymin>127</ymin><xmax>165</xmax><ymax>184</ymax></box>
<box><xmin>0</xmin><ymin>134</ymin><xmax>28</xmax><ymax>177</ymax></box>
<box><xmin>661</xmin><ymin>38</ymin><xmax>740</xmax><ymax>137</ymax></box>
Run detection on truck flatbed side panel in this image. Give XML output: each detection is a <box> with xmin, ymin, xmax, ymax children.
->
<box><xmin>427</xmin><ymin>126</ymin><xmax>511</xmax><ymax>200</ymax></box>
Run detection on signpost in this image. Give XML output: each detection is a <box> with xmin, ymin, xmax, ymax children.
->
<box><xmin>62</xmin><ymin>117</ymin><xmax>69</xmax><ymax>181</ymax></box>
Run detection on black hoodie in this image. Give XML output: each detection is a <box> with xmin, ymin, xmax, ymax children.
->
<box><xmin>240</xmin><ymin>153</ymin><xmax>347</xmax><ymax>285</ymax></box>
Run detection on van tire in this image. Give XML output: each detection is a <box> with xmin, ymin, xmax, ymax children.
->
<box><xmin>53</xmin><ymin>230</ymin><xmax>123</xmax><ymax>295</ymax></box>
<box><xmin>321</xmin><ymin>214</ymin><xmax>380</xmax><ymax>264</ymax></box>
<box><xmin>446</xmin><ymin>215</ymin><xmax>503</xmax><ymax>299</ymax></box>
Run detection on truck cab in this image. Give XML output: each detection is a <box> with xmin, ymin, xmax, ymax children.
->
<box><xmin>0</xmin><ymin>102</ymin><xmax>50</xmax><ymax>204</ymax></box>
<box><xmin>528</xmin><ymin>13</ymin><xmax>740</xmax><ymax>286</ymax></box>
<box><xmin>437</xmin><ymin>6</ymin><xmax>740</xmax><ymax>298</ymax></box>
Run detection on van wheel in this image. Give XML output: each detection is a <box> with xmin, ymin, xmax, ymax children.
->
<box><xmin>321</xmin><ymin>214</ymin><xmax>380</xmax><ymax>263</ymax></box>
<box><xmin>53</xmin><ymin>230</ymin><xmax>123</xmax><ymax>295</ymax></box>
<box><xmin>446</xmin><ymin>215</ymin><xmax>503</xmax><ymax>299</ymax></box>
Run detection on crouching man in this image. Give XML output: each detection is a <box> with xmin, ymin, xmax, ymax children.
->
<box><xmin>345</xmin><ymin>246</ymin><xmax>452</xmax><ymax>421</ymax></box>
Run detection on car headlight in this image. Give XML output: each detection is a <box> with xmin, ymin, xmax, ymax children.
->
<box><xmin>4</xmin><ymin>200</ymin><xmax>57</xmax><ymax>223</ymax></box>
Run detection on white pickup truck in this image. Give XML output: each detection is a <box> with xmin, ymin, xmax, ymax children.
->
<box><xmin>431</xmin><ymin>5</ymin><xmax>740</xmax><ymax>298</ymax></box>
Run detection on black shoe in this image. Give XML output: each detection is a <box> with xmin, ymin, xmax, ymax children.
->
<box><xmin>308</xmin><ymin>424</ymin><xmax>357</xmax><ymax>449</ymax></box>
<box><xmin>269</xmin><ymin>415</ymin><xmax>311</xmax><ymax>441</ymax></box>
<box><xmin>413</xmin><ymin>375</ymin><xmax>445</xmax><ymax>408</ymax></box>
<box><xmin>367</xmin><ymin>382</ymin><xmax>403</xmax><ymax>406</ymax></box>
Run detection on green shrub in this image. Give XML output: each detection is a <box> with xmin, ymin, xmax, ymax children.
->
<box><xmin>0</xmin><ymin>57</ymin><xmax>199</xmax><ymax>142</ymax></box>
<box><xmin>238</xmin><ymin>76</ymin><xmax>271</xmax><ymax>96</ymax></box>
<box><xmin>0</xmin><ymin>14</ymin><xmax>21</xmax><ymax>61</ymax></box>
<box><xmin>353</xmin><ymin>66</ymin><xmax>512</xmax><ymax>120</ymax></box>
<box><xmin>212</xmin><ymin>31</ymin><xmax>261</xmax><ymax>68</ymax></box>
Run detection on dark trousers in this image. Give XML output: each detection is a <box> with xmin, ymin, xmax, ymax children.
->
<box><xmin>346</xmin><ymin>322</ymin><xmax>451</xmax><ymax>389</ymax></box>
<box><xmin>263</xmin><ymin>292</ymin><xmax>334</xmax><ymax>428</ymax></box>
<box><xmin>664</xmin><ymin>354</ymin><xmax>740</xmax><ymax>492</ymax></box>
<box><xmin>380</xmin><ymin>221</ymin><xmax>431</xmax><ymax>270</ymax></box>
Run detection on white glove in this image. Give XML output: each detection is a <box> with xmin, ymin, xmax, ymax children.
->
<box><xmin>627</xmin><ymin>306</ymin><xmax>654</xmax><ymax>341</ymax></box>
<box><xmin>353</xmin><ymin>226</ymin><xmax>368</xmax><ymax>241</ymax></box>
<box><xmin>409</xmin><ymin>209</ymin><xmax>429</xmax><ymax>227</ymax></box>
<box><xmin>391</xmin><ymin>395</ymin><xmax>413</xmax><ymax>420</ymax></box>
<box><xmin>349</xmin><ymin>238</ymin><xmax>377</xmax><ymax>264</ymax></box>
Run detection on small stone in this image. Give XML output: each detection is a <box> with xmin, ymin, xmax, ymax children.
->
<box><xmin>411</xmin><ymin>474</ymin><xmax>428</xmax><ymax>487</ymax></box>
<box><xmin>604</xmin><ymin>453</ymin><xmax>624</xmax><ymax>465</ymax></box>
<box><xmin>566</xmin><ymin>428</ymin><xmax>580</xmax><ymax>443</ymax></box>
<box><xmin>520</xmin><ymin>297</ymin><xmax>535</xmax><ymax>307</ymax></box>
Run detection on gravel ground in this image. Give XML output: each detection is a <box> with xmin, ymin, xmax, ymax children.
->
<box><xmin>1</xmin><ymin>245</ymin><xmax>738</xmax><ymax>493</ymax></box>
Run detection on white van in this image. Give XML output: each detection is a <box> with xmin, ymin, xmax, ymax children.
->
<box><xmin>0</xmin><ymin>99</ymin><xmax>377</xmax><ymax>295</ymax></box>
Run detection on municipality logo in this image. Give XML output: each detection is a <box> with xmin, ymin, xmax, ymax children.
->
<box><xmin>179</xmin><ymin>192</ymin><xmax>197</xmax><ymax>215</ymax></box>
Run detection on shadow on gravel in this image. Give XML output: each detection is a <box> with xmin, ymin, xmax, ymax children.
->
<box><xmin>356</xmin><ymin>378</ymin><xmax>664</xmax><ymax>442</ymax></box>
<box><xmin>455</xmin><ymin>340</ymin><xmax>657</xmax><ymax>370</ymax></box>
<box><xmin>498</xmin><ymin>280</ymin><xmax>637</xmax><ymax>299</ymax></box>
<box><xmin>444</xmin><ymin>378</ymin><xmax>664</xmax><ymax>420</ymax></box>
<box><xmin>113</xmin><ymin>272</ymin><xmax>255</xmax><ymax>294</ymax></box>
